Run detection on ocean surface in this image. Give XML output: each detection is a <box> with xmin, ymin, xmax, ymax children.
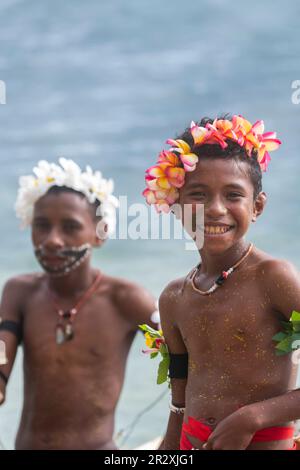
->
<box><xmin>0</xmin><ymin>0</ymin><xmax>300</xmax><ymax>449</ymax></box>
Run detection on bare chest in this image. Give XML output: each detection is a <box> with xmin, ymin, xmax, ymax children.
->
<box><xmin>22</xmin><ymin>290</ymin><xmax>134</xmax><ymax>365</ymax></box>
<box><xmin>177</xmin><ymin>276</ymin><xmax>279</xmax><ymax>358</ymax></box>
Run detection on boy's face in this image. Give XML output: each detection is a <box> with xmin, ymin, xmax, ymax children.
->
<box><xmin>179</xmin><ymin>158</ymin><xmax>266</xmax><ymax>254</ymax></box>
<box><xmin>31</xmin><ymin>191</ymin><xmax>102</xmax><ymax>274</ymax></box>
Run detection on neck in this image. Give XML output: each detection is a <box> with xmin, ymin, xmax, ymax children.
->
<box><xmin>199</xmin><ymin>239</ymin><xmax>250</xmax><ymax>276</ymax></box>
<box><xmin>46</xmin><ymin>260</ymin><xmax>96</xmax><ymax>298</ymax></box>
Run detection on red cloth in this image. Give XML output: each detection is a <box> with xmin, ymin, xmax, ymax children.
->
<box><xmin>180</xmin><ymin>416</ymin><xmax>296</xmax><ymax>450</ymax></box>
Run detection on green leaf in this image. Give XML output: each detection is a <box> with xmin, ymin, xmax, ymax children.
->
<box><xmin>139</xmin><ymin>324</ymin><xmax>155</xmax><ymax>334</ymax></box>
<box><xmin>272</xmin><ymin>332</ymin><xmax>287</xmax><ymax>342</ymax></box>
<box><xmin>291</xmin><ymin>333</ymin><xmax>300</xmax><ymax>342</ymax></box>
<box><xmin>157</xmin><ymin>355</ymin><xmax>170</xmax><ymax>385</ymax></box>
<box><xmin>291</xmin><ymin>311</ymin><xmax>300</xmax><ymax>322</ymax></box>
<box><xmin>150</xmin><ymin>352</ymin><xmax>158</xmax><ymax>359</ymax></box>
<box><xmin>159</xmin><ymin>343</ymin><xmax>169</xmax><ymax>355</ymax></box>
<box><xmin>292</xmin><ymin>322</ymin><xmax>300</xmax><ymax>333</ymax></box>
<box><xmin>275</xmin><ymin>336</ymin><xmax>293</xmax><ymax>352</ymax></box>
<box><xmin>139</xmin><ymin>323</ymin><xmax>163</xmax><ymax>342</ymax></box>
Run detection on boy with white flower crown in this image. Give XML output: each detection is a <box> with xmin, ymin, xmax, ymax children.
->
<box><xmin>143</xmin><ymin>115</ymin><xmax>300</xmax><ymax>450</ymax></box>
<box><xmin>0</xmin><ymin>158</ymin><xmax>158</xmax><ymax>450</ymax></box>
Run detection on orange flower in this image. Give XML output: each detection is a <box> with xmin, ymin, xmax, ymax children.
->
<box><xmin>143</xmin><ymin>115</ymin><xmax>281</xmax><ymax>208</ymax></box>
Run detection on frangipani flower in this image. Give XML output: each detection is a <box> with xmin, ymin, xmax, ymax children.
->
<box><xmin>190</xmin><ymin>121</ymin><xmax>208</xmax><ymax>145</ymax></box>
<box><xmin>143</xmin><ymin>149</ymin><xmax>186</xmax><ymax>211</ymax></box>
<box><xmin>142</xmin><ymin>187</ymin><xmax>179</xmax><ymax>213</ymax></box>
<box><xmin>166</xmin><ymin>138</ymin><xmax>199</xmax><ymax>172</ymax></box>
<box><xmin>213</xmin><ymin>119</ymin><xmax>237</xmax><ymax>141</ymax></box>
<box><xmin>143</xmin><ymin>115</ymin><xmax>281</xmax><ymax>210</ymax></box>
<box><xmin>15</xmin><ymin>158</ymin><xmax>119</xmax><ymax>236</ymax></box>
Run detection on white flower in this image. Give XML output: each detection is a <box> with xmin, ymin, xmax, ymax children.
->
<box><xmin>15</xmin><ymin>158</ymin><xmax>119</xmax><ymax>235</ymax></box>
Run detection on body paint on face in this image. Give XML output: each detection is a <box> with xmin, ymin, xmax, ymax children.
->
<box><xmin>34</xmin><ymin>243</ymin><xmax>92</xmax><ymax>277</ymax></box>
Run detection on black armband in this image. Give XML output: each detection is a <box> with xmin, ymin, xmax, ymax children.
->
<box><xmin>0</xmin><ymin>320</ymin><xmax>22</xmax><ymax>344</ymax></box>
<box><xmin>169</xmin><ymin>353</ymin><xmax>188</xmax><ymax>379</ymax></box>
<box><xmin>0</xmin><ymin>370</ymin><xmax>8</xmax><ymax>385</ymax></box>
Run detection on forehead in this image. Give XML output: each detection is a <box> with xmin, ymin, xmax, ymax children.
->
<box><xmin>183</xmin><ymin>158</ymin><xmax>253</xmax><ymax>190</ymax></box>
<box><xmin>33</xmin><ymin>191</ymin><xmax>94</xmax><ymax>222</ymax></box>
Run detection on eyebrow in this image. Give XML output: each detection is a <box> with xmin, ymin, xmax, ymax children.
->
<box><xmin>187</xmin><ymin>183</ymin><xmax>246</xmax><ymax>191</ymax></box>
<box><xmin>33</xmin><ymin>216</ymin><xmax>83</xmax><ymax>224</ymax></box>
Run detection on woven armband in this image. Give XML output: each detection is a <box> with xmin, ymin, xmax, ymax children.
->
<box><xmin>169</xmin><ymin>353</ymin><xmax>188</xmax><ymax>379</ymax></box>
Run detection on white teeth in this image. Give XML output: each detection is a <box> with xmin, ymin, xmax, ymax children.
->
<box><xmin>204</xmin><ymin>225</ymin><xmax>231</xmax><ymax>235</ymax></box>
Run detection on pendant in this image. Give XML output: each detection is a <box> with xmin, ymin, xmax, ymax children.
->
<box><xmin>56</xmin><ymin>324</ymin><xmax>66</xmax><ymax>345</ymax></box>
<box><xmin>65</xmin><ymin>322</ymin><xmax>74</xmax><ymax>341</ymax></box>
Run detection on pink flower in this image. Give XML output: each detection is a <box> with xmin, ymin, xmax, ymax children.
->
<box><xmin>143</xmin><ymin>150</ymin><xmax>186</xmax><ymax>209</ymax></box>
<box><xmin>143</xmin><ymin>115</ymin><xmax>281</xmax><ymax>207</ymax></box>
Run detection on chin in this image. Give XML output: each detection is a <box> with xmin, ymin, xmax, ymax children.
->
<box><xmin>201</xmin><ymin>236</ymin><xmax>237</xmax><ymax>254</ymax></box>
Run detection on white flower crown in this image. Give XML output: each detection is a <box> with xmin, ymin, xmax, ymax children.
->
<box><xmin>15</xmin><ymin>158</ymin><xmax>119</xmax><ymax>236</ymax></box>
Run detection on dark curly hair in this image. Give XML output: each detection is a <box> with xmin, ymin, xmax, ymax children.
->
<box><xmin>43</xmin><ymin>185</ymin><xmax>101</xmax><ymax>220</ymax></box>
<box><xmin>175</xmin><ymin>115</ymin><xmax>262</xmax><ymax>199</ymax></box>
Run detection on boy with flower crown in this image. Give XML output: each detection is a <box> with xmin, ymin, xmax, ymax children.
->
<box><xmin>0</xmin><ymin>158</ymin><xmax>158</xmax><ymax>450</ymax></box>
<box><xmin>143</xmin><ymin>115</ymin><xmax>300</xmax><ymax>450</ymax></box>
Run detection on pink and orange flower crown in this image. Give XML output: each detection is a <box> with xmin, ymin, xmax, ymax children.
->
<box><xmin>143</xmin><ymin>115</ymin><xmax>281</xmax><ymax>212</ymax></box>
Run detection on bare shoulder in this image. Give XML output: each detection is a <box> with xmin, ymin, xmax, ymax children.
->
<box><xmin>257</xmin><ymin>256</ymin><xmax>299</xmax><ymax>286</ymax></box>
<box><xmin>255</xmin><ymin>253</ymin><xmax>300</xmax><ymax>319</ymax></box>
<box><xmin>160</xmin><ymin>277</ymin><xmax>185</xmax><ymax>303</ymax></box>
<box><xmin>1</xmin><ymin>273</ymin><xmax>42</xmax><ymax>299</ymax></box>
<box><xmin>159</xmin><ymin>277</ymin><xmax>186</xmax><ymax>323</ymax></box>
<box><xmin>247</xmin><ymin>247</ymin><xmax>298</xmax><ymax>282</ymax></box>
<box><xmin>105</xmin><ymin>275</ymin><xmax>156</xmax><ymax>327</ymax></box>
<box><xmin>0</xmin><ymin>273</ymin><xmax>42</xmax><ymax>321</ymax></box>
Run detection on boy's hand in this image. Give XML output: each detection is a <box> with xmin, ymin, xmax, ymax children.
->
<box><xmin>203</xmin><ymin>406</ymin><xmax>258</xmax><ymax>450</ymax></box>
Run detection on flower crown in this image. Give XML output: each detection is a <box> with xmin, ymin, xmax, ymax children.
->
<box><xmin>15</xmin><ymin>158</ymin><xmax>119</xmax><ymax>236</ymax></box>
<box><xmin>143</xmin><ymin>115</ymin><xmax>281</xmax><ymax>212</ymax></box>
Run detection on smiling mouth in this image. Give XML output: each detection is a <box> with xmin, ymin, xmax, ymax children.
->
<box><xmin>202</xmin><ymin>225</ymin><xmax>234</xmax><ymax>235</ymax></box>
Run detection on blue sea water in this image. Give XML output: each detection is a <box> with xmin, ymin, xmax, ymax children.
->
<box><xmin>0</xmin><ymin>0</ymin><xmax>300</xmax><ymax>449</ymax></box>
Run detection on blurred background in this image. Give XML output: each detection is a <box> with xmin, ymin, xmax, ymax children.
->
<box><xmin>0</xmin><ymin>0</ymin><xmax>300</xmax><ymax>449</ymax></box>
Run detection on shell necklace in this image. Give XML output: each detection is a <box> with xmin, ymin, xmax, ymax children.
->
<box><xmin>191</xmin><ymin>243</ymin><xmax>253</xmax><ymax>295</ymax></box>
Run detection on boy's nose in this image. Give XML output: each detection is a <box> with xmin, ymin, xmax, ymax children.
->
<box><xmin>43</xmin><ymin>230</ymin><xmax>65</xmax><ymax>251</ymax></box>
<box><xmin>205</xmin><ymin>197</ymin><xmax>227</xmax><ymax>218</ymax></box>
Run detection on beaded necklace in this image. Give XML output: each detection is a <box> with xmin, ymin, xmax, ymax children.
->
<box><xmin>191</xmin><ymin>243</ymin><xmax>253</xmax><ymax>295</ymax></box>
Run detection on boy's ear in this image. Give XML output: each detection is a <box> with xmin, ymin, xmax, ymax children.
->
<box><xmin>252</xmin><ymin>191</ymin><xmax>267</xmax><ymax>222</ymax></box>
<box><xmin>94</xmin><ymin>220</ymin><xmax>108</xmax><ymax>247</ymax></box>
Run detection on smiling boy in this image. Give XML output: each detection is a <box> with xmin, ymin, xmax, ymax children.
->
<box><xmin>143</xmin><ymin>115</ymin><xmax>300</xmax><ymax>450</ymax></box>
<box><xmin>0</xmin><ymin>158</ymin><xmax>158</xmax><ymax>449</ymax></box>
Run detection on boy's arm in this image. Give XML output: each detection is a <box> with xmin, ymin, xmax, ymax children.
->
<box><xmin>158</xmin><ymin>282</ymin><xmax>187</xmax><ymax>450</ymax></box>
<box><xmin>0</xmin><ymin>278</ymin><xmax>23</xmax><ymax>405</ymax></box>
<box><xmin>116</xmin><ymin>281</ymin><xmax>159</xmax><ymax>330</ymax></box>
